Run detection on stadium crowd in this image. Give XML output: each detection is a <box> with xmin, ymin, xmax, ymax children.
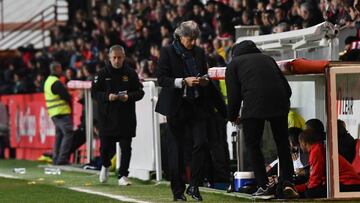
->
<box><xmin>0</xmin><ymin>0</ymin><xmax>358</xmax><ymax>95</ymax></box>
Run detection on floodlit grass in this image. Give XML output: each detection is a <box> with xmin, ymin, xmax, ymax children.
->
<box><xmin>0</xmin><ymin>177</ymin><xmax>121</xmax><ymax>203</ymax></box>
<box><xmin>0</xmin><ymin>160</ymin><xmax>249</xmax><ymax>202</ymax></box>
<box><xmin>1</xmin><ymin>160</ymin><xmax>360</xmax><ymax>203</ymax></box>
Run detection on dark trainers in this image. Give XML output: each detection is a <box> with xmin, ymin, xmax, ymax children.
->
<box><xmin>173</xmin><ymin>194</ymin><xmax>187</xmax><ymax>201</ymax></box>
<box><xmin>282</xmin><ymin>181</ymin><xmax>299</xmax><ymax>199</ymax></box>
<box><xmin>252</xmin><ymin>182</ymin><xmax>276</xmax><ymax>200</ymax></box>
<box><xmin>186</xmin><ymin>186</ymin><xmax>203</xmax><ymax>201</ymax></box>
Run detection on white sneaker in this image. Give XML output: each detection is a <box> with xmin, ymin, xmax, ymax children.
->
<box><xmin>118</xmin><ymin>176</ymin><xmax>131</xmax><ymax>186</ymax></box>
<box><xmin>99</xmin><ymin>166</ymin><xmax>109</xmax><ymax>183</ymax></box>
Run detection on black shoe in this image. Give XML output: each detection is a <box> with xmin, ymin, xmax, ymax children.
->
<box><xmin>282</xmin><ymin>181</ymin><xmax>299</xmax><ymax>199</ymax></box>
<box><xmin>226</xmin><ymin>184</ymin><xmax>234</xmax><ymax>193</ymax></box>
<box><xmin>186</xmin><ymin>186</ymin><xmax>203</xmax><ymax>201</ymax></box>
<box><xmin>252</xmin><ymin>181</ymin><xmax>276</xmax><ymax>200</ymax></box>
<box><xmin>173</xmin><ymin>194</ymin><xmax>187</xmax><ymax>201</ymax></box>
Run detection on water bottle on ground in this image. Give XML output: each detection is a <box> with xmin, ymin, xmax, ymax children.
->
<box><xmin>13</xmin><ymin>168</ymin><xmax>26</xmax><ymax>174</ymax></box>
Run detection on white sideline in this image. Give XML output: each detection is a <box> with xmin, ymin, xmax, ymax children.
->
<box><xmin>0</xmin><ymin>173</ymin><xmax>19</xmax><ymax>179</ymax></box>
<box><xmin>69</xmin><ymin>187</ymin><xmax>151</xmax><ymax>203</ymax></box>
<box><xmin>0</xmin><ymin>173</ymin><xmax>150</xmax><ymax>203</ymax></box>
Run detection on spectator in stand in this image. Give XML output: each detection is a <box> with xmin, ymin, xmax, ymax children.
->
<box><xmin>273</xmin><ymin>22</ymin><xmax>290</xmax><ymax>33</ymax></box>
<box><xmin>12</xmin><ymin>71</ymin><xmax>29</xmax><ymax>94</ymax></box>
<box><xmin>241</xmin><ymin>10</ymin><xmax>253</xmax><ymax>26</ymax></box>
<box><xmin>339</xmin><ymin>36</ymin><xmax>360</xmax><ymax>61</ymax></box>
<box><xmin>299</xmin><ymin>1</ymin><xmax>324</xmax><ymax>28</ymax></box>
<box><xmin>3</xmin><ymin>0</ymin><xmax>360</xmax><ymax>95</ymax></box>
<box><xmin>65</xmin><ymin>68</ymin><xmax>76</xmax><ymax>83</ymax></box>
<box><xmin>231</xmin><ymin>0</ymin><xmax>244</xmax><ymax>26</ymax></box>
<box><xmin>275</xmin><ymin>5</ymin><xmax>289</xmax><ymax>25</ymax></box>
<box><xmin>260</xmin><ymin>10</ymin><xmax>275</xmax><ymax>34</ymax></box>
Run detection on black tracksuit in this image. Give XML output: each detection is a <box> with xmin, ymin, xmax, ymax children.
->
<box><xmin>92</xmin><ymin>63</ymin><xmax>144</xmax><ymax>177</ymax></box>
<box><xmin>226</xmin><ymin>40</ymin><xmax>294</xmax><ymax>188</ymax></box>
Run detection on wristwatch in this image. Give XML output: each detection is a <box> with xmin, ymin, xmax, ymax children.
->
<box><xmin>182</xmin><ymin>78</ymin><xmax>186</xmax><ymax>86</ymax></box>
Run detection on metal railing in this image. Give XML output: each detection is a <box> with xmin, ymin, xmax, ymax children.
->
<box><xmin>0</xmin><ymin>0</ymin><xmax>67</xmax><ymax>50</ymax></box>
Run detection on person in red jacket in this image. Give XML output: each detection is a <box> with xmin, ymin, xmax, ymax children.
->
<box><xmin>296</xmin><ymin>129</ymin><xmax>360</xmax><ymax>198</ymax></box>
<box><xmin>296</xmin><ymin>129</ymin><xmax>326</xmax><ymax>198</ymax></box>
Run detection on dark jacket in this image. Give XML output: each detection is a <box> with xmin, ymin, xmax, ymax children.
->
<box><xmin>155</xmin><ymin>43</ymin><xmax>225</xmax><ymax>119</ymax></box>
<box><xmin>338</xmin><ymin>126</ymin><xmax>356</xmax><ymax>163</ymax></box>
<box><xmin>225</xmin><ymin>40</ymin><xmax>291</xmax><ymax>121</ymax></box>
<box><xmin>92</xmin><ymin>63</ymin><xmax>144</xmax><ymax>137</ymax></box>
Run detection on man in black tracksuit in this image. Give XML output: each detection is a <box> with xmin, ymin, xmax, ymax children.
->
<box><xmin>225</xmin><ymin>40</ymin><xmax>297</xmax><ymax>199</ymax></box>
<box><xmin>92</xmin><ymin>45</ymin><xmax>144</xmax><ymax>186</ymax></box>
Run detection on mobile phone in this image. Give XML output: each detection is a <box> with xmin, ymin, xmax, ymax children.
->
<box><xmin>200</xmin><ymin>74</ymin><xmax>208</xmax><ymax>79</ymax></box>
<box><xmin>118</xmin><ymin>90</ymin><xmax>127</xmax><ymax>96</ymax></box>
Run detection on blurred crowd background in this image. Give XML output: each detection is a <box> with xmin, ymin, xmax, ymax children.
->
<box><xmin>0</xmin><ymin>0</ymin><xmax>358</xmax><ymax>95</ymax></box>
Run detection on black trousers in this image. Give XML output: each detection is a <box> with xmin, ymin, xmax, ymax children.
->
<box><xmin>100</xmin><ymin>136</ymin><xmax>132</xmax><ymax>178</ymax></box>
<box><xmin>242</xmin><ymin>116</ymin><xmax>294</xmax><ymax>188</ymax></box>
<box><xmin>166</xmin><ymin>116</ymin><xmax>207</xmax><ymax>196</ymax></box>
<box><xmin>206</xmin><ymin>113</ymin><xmax>230</xmax><ymax>183</ymax></box>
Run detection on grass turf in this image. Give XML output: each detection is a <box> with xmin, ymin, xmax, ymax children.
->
<box><xmin>0</xmin><ymin>177</ymin><xmax>121</xmax><ymax>203</ymax></box>
<box><xmin>1</xmin><ymin>160</ymin><xmax>360</xmax><ymax>203</ymax></box>
<box><xmin>0</xmin><ymin>159</ymin><xmax>249</xmax><ymax>202</ymax></box>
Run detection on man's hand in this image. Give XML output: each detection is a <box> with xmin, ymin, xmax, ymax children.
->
<box><xmin>119</xmin><ymin>94</ymin><xmax>128</xmax><ymax>102</ymax></box>
<box><xmin>292</xmin><ymin>152</ymin><xmax>299</xmax><ymax>161</ymax></box>
<box><xmin>231</xmin><ymin>116</ymin><xmax>241</xmax><ymax>126</ymax></box>
<box><xmin>295</xmin><ymin>168</ymin><xmax>305</xmax><ymax>176</ymax></box>
<box><xmin>184</xmin><ymin>77</ymin><xmax>199</xmax><ymax>87</ymax></box>
<box><xmin>108</xmin><ymin>93</ymin><xmax>119</xmax><ymax>101</ymax></box>
<box><xmin>199</xmin><ymin>77</ymin><xmax>209</xmax><ymax>86</ymax></box>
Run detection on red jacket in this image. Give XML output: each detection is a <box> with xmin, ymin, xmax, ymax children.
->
<box><xmin>339</xmin><ymin>155</ymin><xmax>360</xmax><ymax>185</ymax></box>
<box><xmin>296</xmin><ymin>143</ymin><xmax>326</xmax><ymax>192</ymax></box>
<box><xmin>296</xmin><ymin>143</ymin><xmax>360</xmax><ymax>192</ymax></box>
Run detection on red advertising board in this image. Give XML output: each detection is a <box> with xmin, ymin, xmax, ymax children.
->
<box><xmin>0</xmin><ymin>92</ymin><xmax>82</xmax><ymax>160</ymax></box>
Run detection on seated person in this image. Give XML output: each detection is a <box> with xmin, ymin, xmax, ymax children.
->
<box><xmin>267</xmin><ymin>127</ymin><xmax>309</xmax><ymax>183</ymax></box>
<box><xmin>288</xmin><ymin>127</ymin><xmax>309</xmax><ymax>184</ymax></box>
<box><xmin>295</xmin><ymin>129</ymin><xmax>360</xmax><ymax>198</ymax></box>
<box><xmin>305</xmin><ymin>118</ymin><xmax>326</xmax><ymax>142</ymax></box>
<box><xmin>338</xmin><ymin>119</ymin><xmax>356</xmax><ymax>164</ymax></box>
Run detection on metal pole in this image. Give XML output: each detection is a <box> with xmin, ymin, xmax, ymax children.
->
<box><xmin>0</xmin><ymin>0</ymin><xmax>4</xmax><ymax>38</ymax></box>
<box><xmin>54</xmin><ymin>3</ymin><xmax>58</xmax><ymax>24</ymax></box>
<box><xmin>152</xmin><ymin>82</ymin><xmax>162</xmax><ymax>181</ymax></box>
<box><xmin>325</xmin><ymin>69</ymin><xmax>332</xmax><ymax>198</ymax></box>
<box><xmin>85</xmin><ymin>89</ymin><xmax>93</xmax><ymax>163</ymax></box>
<box><xmin>41</xmin><ymin>12</ymin><xmax>45</xmax><ymax>47</ymax></box>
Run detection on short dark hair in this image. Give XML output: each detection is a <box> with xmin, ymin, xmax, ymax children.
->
<box><xmin>305</xmin><ymin>118</ymin><xmax>326</xmax><ymax>141</ymax></box>
<box><xmin>299</xmin><ymin>129</ymin><xmax>323</xmax><ymax>145</ymax></box>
